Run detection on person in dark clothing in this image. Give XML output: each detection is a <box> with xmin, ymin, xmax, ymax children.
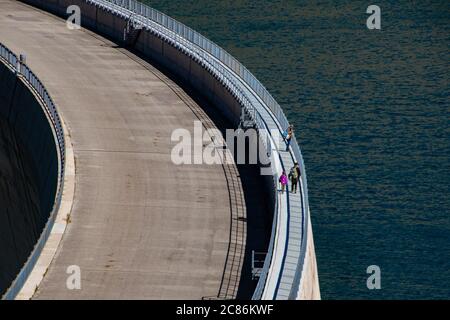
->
<box><xmin>295</xmin><ymin>162</ymin><xmax>301</xmax><ymax>181</ymax></box>
<box><xmin>289</xmin><ymin>162</ymin><xmax>301</xmax><ymax>193</ymax></box>
<box><xmin>288</xmin><ymin>165</ymin><xmax>298</xmax><ymax>193</ymax></box>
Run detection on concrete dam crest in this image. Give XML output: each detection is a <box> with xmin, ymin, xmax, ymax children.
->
<box><xmin>0</xmin><ymin>0</ymin><xmax>319</xmax><ymax>300</ymax></box>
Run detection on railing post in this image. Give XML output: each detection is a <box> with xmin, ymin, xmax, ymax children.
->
<box><xmin>15</xmin><ymin>55</ymin><xmax>20</xmax><ymax>74</ymax></box>
<box><xmin>17</xmin><ymin>53</ymin><xmax>26</xmax><ymax>75</ymax></box>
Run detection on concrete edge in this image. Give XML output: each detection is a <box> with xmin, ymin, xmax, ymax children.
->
<box><xmin>15</xmin><ymin>114</ymin><xmax>75</xmax><ymax>300</ymax></box>
<box><xmin>297</xmin><ymin>211</ymin><xmax>321</xmax><ymax>300</ymax></box>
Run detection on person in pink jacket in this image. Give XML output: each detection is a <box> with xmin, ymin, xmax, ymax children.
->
<box><xmin>279</xmin><ymin>171</ymin><xmax>288</xmax><ymax>194</ymax></box>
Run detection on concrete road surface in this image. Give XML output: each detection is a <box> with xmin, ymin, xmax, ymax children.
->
<box><xmin>0</xmin><ymin>0</ymin><xmax>244</xmax><ymax>299</ymax></box>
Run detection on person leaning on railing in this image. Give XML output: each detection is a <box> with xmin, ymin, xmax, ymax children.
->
<box><xmin>283</xmin><ymin>125</ymin><xmax>294</xmax><ymax>151</ymax></box>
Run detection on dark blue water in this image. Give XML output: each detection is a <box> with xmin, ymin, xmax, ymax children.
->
<box><xmin>144</xmin><ymin>0</ymin><xmax>450</xmax><ymax>299</ymax></box>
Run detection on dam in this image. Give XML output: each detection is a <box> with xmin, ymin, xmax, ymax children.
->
<box><xmin>0</xmin><ymin>0</ymin><xmax>319</xmax><ymax>300</ymax></box>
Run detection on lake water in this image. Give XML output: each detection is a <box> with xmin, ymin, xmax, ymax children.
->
<box><xmin>143</xmin><ymin>0</ymin><xmax>449</xmax><ymax>299</ymax></box>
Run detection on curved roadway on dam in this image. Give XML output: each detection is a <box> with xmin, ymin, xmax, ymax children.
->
<box><xmin>0</xmin><ymin>0</ymin><xmax>245</xmax><ymax>299</ymax></box>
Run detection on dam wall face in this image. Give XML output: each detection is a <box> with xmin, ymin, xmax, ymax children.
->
<box><xmin>0</xmin><ymin>117</ymin><xmax>41</xmax><ymax>297</ymax></box>
<box><xmin>0</xmin><ymin>62</ymin><xmax>58</xmax><ymax>295</ymax></box>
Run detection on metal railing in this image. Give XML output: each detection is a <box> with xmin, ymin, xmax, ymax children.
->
<box><xmin>92</xmin><ymin>0</ymin><xmax>310</xmax><ymax>299</ymax></box>
<box><xmin>0</xmin><ymin>42</ymin><xmax>65</xmax><ymax>300</ymax></box>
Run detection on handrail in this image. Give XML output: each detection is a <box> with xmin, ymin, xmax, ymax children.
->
<box><xmin>92</xmin><ymin>0</ymin><xmax>311</xmax><ymax>299</ymax></box>
<box><xmin>0</xmin><ymin>42</ymin><xmax>65</xmax><ymax>300</ymax></box>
